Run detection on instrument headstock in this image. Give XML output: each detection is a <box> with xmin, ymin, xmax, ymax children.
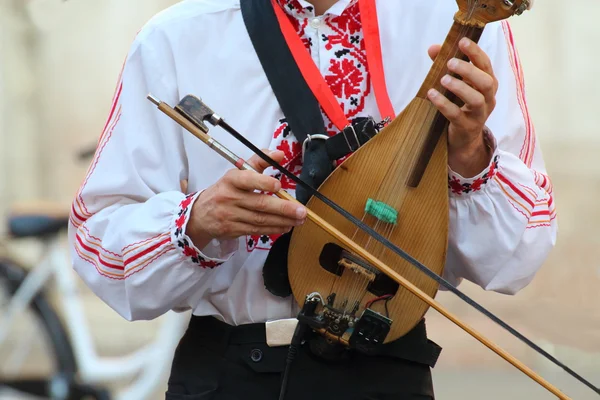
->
<box><xmin>455</xmin><ymin>0</ymin><xmax>533</xmax><ymax>27</ymax></box>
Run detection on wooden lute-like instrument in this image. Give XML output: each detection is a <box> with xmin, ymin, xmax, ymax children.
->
<box><xmin>147</xmin><ymin>0</ymin><xmax>600</xmax><ymax>398</ymax></box>
<box><xmin>289</xmin><ymin>0</ymin><xmax>529</xmax><ymax>344</ymax></box>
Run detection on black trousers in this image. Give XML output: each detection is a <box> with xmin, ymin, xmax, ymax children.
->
<box><xmin>166</xmin><ymin>316</ymin><xmax>436</xmax><ymax>400</ymax></box>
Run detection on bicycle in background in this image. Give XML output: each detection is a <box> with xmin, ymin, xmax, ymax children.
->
<box><xmin>0</xmin><ymin>147</ymin><xmax>190</xmax><ymax>400</ymax></box>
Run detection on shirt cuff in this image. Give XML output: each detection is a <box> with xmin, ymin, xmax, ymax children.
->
<box><xmin>448</xmin><ymin>127</ymin><xmax>499</xmax><ymax>196</ymax></box>
<box><xmin>171</xmin><ymin>192</ymin><xmax>236</xmax><ymax>269</ymax></box>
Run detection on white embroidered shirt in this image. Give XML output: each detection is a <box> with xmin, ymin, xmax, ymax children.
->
<box><xmin>68</xmin><ymin>0</ymin><xmax>557</xmax><ymax>323</ymax></box>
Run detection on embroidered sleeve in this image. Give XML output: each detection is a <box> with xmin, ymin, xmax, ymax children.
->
<box><xmin>442</xmin><ymin>21</ymin><xmax>556</xmax><ymax>296</ymax></box>
<box><xmin>448</xmin><ymin>127</ymin><xmax>499</xmax><ymax>196</ymax></box>
<box><xmin>172</xmin><ymin>192</ymin><xmax>236</xmax><ymax>269</ymax></box>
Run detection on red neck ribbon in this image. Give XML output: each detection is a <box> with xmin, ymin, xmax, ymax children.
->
<box><xmin>271</xmin><ymin>0</ymin><xmax>395</xmax><ymax>131</ymax></box>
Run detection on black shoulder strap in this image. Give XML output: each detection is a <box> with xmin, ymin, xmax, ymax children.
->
<box><xmin>240</xmin><ymin>0</ymin><xmax>381</xmax><ymax>298</ymax></box>
<box><xmin>240</xmin><ymin>0</ymin><xmax>326</xmax><ymax>143</ymax></box>
<box><xmin>240</xmin><ymin>0</ymin><xmax>332</xmax><ymax>299</ymax></box>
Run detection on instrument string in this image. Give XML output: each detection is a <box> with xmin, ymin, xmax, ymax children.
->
<box><xmin>340</xmin><ymin>179</ymin><xmax>404</xmax><ymax>309</ymax></box>
<box><xmin>343</xmin><ymin>119</ymin><xmax>437</xmax><ymax>308</ymax></box>
<box><xmin>346</xmin><ymin>213</ymin><xmax>385</xmax><ymax>310</ymax></box>
<box><xmin>367</xmin><ymin>20</ymin><xmax>476</xmax><ymax>260</ymax></box>
<box><xmin>380</xmin><ymin>20</ymin><xmax>473</xmax><ymax>213</ymax></box>
<box><xmin>355</xmin><ymin>0</ymin><xmax>482</xmax><ymax>319</ymax></box>
<box><xmin>337</xmin><ymin>2</ymin><xmax>481</xmax><ymax>311</ymax></box>
<box><xmin>347</xmin><ymin>20</ymin><xmax>492</xmax><ymax>317</ymax></box>
<box><xmin>332</xmin><ymin>214</ymin><xmax>375</xmax><ymax>312</ymax></box>
<box><xmin>350</xmin><ymin>219</ymin><xmax>390</xmax><ymax>307</ymax></box>
<box><xmin>349</xmin><ymin>19</ymin><xmax>477</xmax><ymax>310</ymax></box>
<box><xmin>347</xmin><ymin>135</ymin><xmax>427</xmax><ymax>309</ymax></box>
<box><xmin>344</xmin><ymin>125</ymin><xmax>436</xmax><ymax>306</ymax></box>
<box><xmin>297</xmin><ymin>0</ymin><xmax>483</xmax><ymax>318</ymax></box>
<box><xmin>345</xmin><ymin>21</ymin><xmax>477</xmax><ymax>309</ymax></box>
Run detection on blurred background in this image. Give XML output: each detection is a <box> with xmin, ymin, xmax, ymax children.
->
<box><xmin>1</xmin><ymin>0</ymin><xmax>599</xmax><ymax>399</ymax></box>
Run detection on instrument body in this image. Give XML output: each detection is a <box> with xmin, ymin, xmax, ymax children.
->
<box><xmin>288</xmin><ymin>0</ymin><xmax>531</xmax><ymax>345</ymax></box>
<box><xmin>289</xmin><ymin>98</ymin><xmax>449</xmax><ymax>342</ymax></box>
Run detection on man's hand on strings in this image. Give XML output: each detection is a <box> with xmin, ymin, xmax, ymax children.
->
<box><xmin>187</xmin><ymin>150</ymin><xmax>307</xmax><ymax>250</ymax></box>
<box><xmin>426</xmin><ymin>38</ymin><xmax>496</xmax><ymax>178</ymax></box>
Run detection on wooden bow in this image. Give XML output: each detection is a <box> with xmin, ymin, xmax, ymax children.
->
<box><xmin>147</xmin><ymin>93</ymin><xmax>597</xmax><ymax>400</ymax></box>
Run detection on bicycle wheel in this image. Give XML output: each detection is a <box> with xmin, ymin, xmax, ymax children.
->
<box><xmin>0</xmin><ymin>257</ymin><xmax>77</xmax><ymax>399</ymax></box>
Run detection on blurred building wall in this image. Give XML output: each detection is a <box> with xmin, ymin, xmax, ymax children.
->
<box><xmin>0</xmin><ymin>0</ymin><xmax>43</xmax><ymax>216</ymax></box>
<box><xmin>0</xmin><ymin>0</ymin><xmax>180</xmax><ymax>216</ymax></box>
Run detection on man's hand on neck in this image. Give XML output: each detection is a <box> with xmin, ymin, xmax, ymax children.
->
<box><xmin>306</xmin><ymin>0</ymin><xmax>338</xmax><ymax>16</ymax></box>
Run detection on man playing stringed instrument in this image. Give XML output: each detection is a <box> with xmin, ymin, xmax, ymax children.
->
<box><xmin>68</xmin><ymin>0</ymin><xmax>557</xmax><ymax>398</ymax></box>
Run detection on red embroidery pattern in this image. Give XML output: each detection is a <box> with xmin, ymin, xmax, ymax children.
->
<box><xmin>247</xmin><ymin>233</ymin><xmax>280</xmax><ymax>252</ymax></box>
<box><xmin>326</xmin><ymin>58</ymin><xmax>363</xmax><ymax>100</ymax></box>
<box><xmin>449</xmin><ymin>155</ymin><xmax>500</xmax><ymax>196</ymax></box>
<box><xmin>247</xmin><ymin>1</ymin><xmax>370</xmax><ymax>253</ymax></box>
<box><xmin>278</xmin><ymin>0</ymin><xmax>307</xmax><ymax>15</ymax></box>
<box><xmin>174</xmin><ymin>193</ymin><xmax>222</xmax><ymax>269</ymax></box>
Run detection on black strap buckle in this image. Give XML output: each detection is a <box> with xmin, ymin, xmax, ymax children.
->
<box><xmin>302</xmin><ymin>134</ymin><xmax>334</xmax><ymax>165</ymax></box>
<box><xmin>325</xmin><ymin>117</ymin><xmax>385</xmax><ymax>162</ymax></box>
<box><xmin>341</xmin><ymin>124</ymin><xmax>361</xmax><ymax>153</ymax></box>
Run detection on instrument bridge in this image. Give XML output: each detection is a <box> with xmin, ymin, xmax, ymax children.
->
<box><xmin>284</xmin><ymin>242</ymin><xmax>402</xmax><ymax>353</ymax></box>
<box><xmin>320</xmin><ymin>243</ymin><xmax>400</xmax><ymax>297</ymax></box>
<box><xmin>338</xmin><ymin>252</ymin><xmax>377</xmax><ymax>282</ymax></box>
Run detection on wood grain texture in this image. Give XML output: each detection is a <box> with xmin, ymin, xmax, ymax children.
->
<box><xmin>410</xmin><ymin>21</ymin><xmax>482</xmax><ymax>186</ymax></box>
<box><xmin>287</xmin><ymin>10</ymin><xmax>490</xmax><ymax>344</ymax></box>
<box><xmin>416</xmin><ymin>21</ymin><xmax>483</xmax><ymax>101</ymax></box>
<box><xmin>288</xmin><ymin>98</ymin><xmax>449</xmax><ymax>342</ymax></box>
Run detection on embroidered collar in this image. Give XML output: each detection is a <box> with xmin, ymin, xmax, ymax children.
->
<box><xmin>277</xmin><ymin>0</ymin><xmax>357</xmax><ymax>18</ymax></box>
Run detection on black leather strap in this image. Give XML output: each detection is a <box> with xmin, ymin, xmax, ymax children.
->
<box><xmin>240</xmin><ymin>0</ymin><xmax>326</xmax><ymax>146</ymax></box>
<box><xmin>241</xmin><ymin>0</ymin><xmax>329</xmax><ymax>298</ymax></box>
<box><xmin>240</xmin><ymin>1</ymin><xmax>382</xmax><ymax>162</ymax></box>
<box><xmin>241</xmin><ymin>0</ymin><xmax>336</xmax><ymax>207</ymax></box>
<box><xmin>326</xmin><ymin>117</ymin><xmax>379</xmax><ymax>161</ymax></box>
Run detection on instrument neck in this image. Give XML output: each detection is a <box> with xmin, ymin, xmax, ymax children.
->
<box><xmin>416</xmin><ymin>21</ymin><xmax>484</xmax><ymax>103</ymax></box>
